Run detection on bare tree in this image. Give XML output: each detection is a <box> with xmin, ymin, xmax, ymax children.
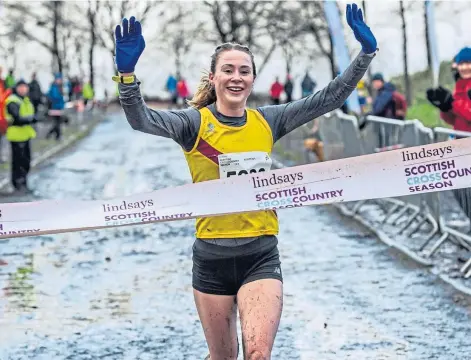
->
<box><xmin>272</xmin><ymin>9</ymin><xmax>309</xmax><ymax>76</ymax></box>
<box><xmin>87</xmin><ymin>0</ymin><xmax>102</xmax><ymax>89</ymax></box>
<box><xmin>202</xmin><ymin>1</ymin><xmax>281</xmax><ymax>76</ymax></box>
<box><xmin>155</xmin><ymin>3</ymin><xmax>205</xmax><ymax>76</ymax></box>
<box><xmin>399</xmin><ymin>0</ymin><xmax>412</xmax><ymax>105</ymax></box>
<box><xmin>96</xmin><ymin>0</ymin><xmax>163</xmax><ymax>72</ymax></box>
<box><xmin>298</xmin><ymin>1</ymin><xmax>337</xmax><ymax>80</ymax></box>
<box><xmin>423</xmin><ymin>2</ymin><xmax>432</xmax><ymax>72</ymax></box>
<box><xmin>2</xmin><ymin>1</ymin><xmax>82</xmax><ymax>74</ymax></box>
<box><xmin>0</xmin><ymin>19</ymin><xmax>23</xmax><ymax>71</ymax></box>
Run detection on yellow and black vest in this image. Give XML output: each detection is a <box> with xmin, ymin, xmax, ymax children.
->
<box><xmin>183</xmin><ymin>107</ymin><xmax>278</xmax><ymax>239</ymax></box>
<box><xmin>5</xmin><ymin>94</ymin><xmax>36</xmax><ymax>142</ymax></box>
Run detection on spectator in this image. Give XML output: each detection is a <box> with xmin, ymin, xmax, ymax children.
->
<box><xmin>68</xmin><ymin>76</ymin><xmax>80</xmax><ymax>101</ymax></box>
<box><xmin>82</xmin><ymin>80</ymin><xmax>94</xmax><ymax>106</ymax></box>
<box><xmin>369</xmin><ymin>73</ymin><xmax>407</xmax><ymax>120</ymax></box>
<box><xmin>28</xmin><ymin>72</ymin><xmax>43</xmax><ymax>114</ymax></box>
<box><xmin>46</xmin><ymin>73</ymin><xmax>65</xmax><ymax>141</ymax></box>
<box><xmin>427</xmin><ymin>47</ymin><xmax>471</xmax><ymax>132</ymax></box>
<box><xmin>72</xmin><ymin>77</ymin><xmax>83</xmax><ymax>101</ymax></box>
<box><xmin>357</xmin><ymin>79</ymin><xmax>368</xmax><ymax>114</ymax></box>
<box><xmin>270</xmin><ymin>77</ymin><xmax>284</xmax><ymax>105</ymax></box>
<box><xmin>301</xmin><ymin>71</ymin><xmax>316</xmax><ymax>98</ymax></box>
<box><xmin>4</xmin><ymin>79</ymin><xmax>37</xmax><ymax>193</ymax></box>
<box><xmin>0</xmin><ymin>67</ymin><xmax>9</xmax><ymax>163</ymax></box>
<box><xmin>284</xmin><ymin>74</ymin><xmax>293</xmax><ymax>103</ymax></box>
<box><xmin>303</xmin><ymin>118</ymin><xmax>325</xmax><ymax>162</ymax></box>
<box><xmin>176</xmin><ymin>76</ymin><xmax>190</xmax><ymax>109</ymax></box>
<box><xmin>5</xmin><ymin>69</ymin><xmax>15</xmax><ymax>89</ymax></box>
<box><xmin>166</xmin><ymin>73</ymin><xmax>178</xmax><ymax>108</ymax></box>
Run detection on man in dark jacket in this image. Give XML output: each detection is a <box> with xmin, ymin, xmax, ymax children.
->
<box><xmin>370</xmin><ymin>73</ymin><xmax>399</xmax><ymax>119</ymax></box>
<box><xmin>29</xmin><ymin>72</ymin><xmax>43</xmax><ymax>114</ymax></box>
<box><xmin>301</xmin><ymin>71</ymin><xmax>316</xmax><ymax>98</ymax></box>
<box><xmin>284</xmin><ymin>75</ymin><xmax>293</xmax><ymax>103</ymax></box>
<box><xmin>46</xmin><ymin>73</ymin><xmax>65</xmax><ymax>141</ymax></box>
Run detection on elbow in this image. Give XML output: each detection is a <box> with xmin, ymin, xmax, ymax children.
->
<box><xmin>128</xmin><ymin>119</ymin><xmax>143</xmax><ymax>131</ymax></box>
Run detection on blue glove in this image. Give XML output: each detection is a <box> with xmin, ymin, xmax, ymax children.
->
<box><xmin>115</xmin><ymin>16</ymin><xmax>146</xmax><ymax>73</ymax></box>
<box><xmin>346</xmin><ymin>3</ymin><xmax>377</xmax><ymax>54</ymax></box>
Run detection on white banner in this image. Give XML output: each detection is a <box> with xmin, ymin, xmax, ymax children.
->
<box><xmin>1</xmin><ymin>137</ymin><xmax>471</xmax><ymax>239</ymax></box>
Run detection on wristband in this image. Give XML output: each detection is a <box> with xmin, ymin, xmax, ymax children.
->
<box><xmin>112</xmin><ymin>75</ymin><xmax>136</xmax><ymax>84</ymax></box>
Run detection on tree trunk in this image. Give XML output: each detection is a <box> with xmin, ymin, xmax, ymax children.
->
<box><xmin>328</xmin><ymin>32</ymin><xmax>336</xmax><ymax>79</ymax></box>
<box><xmin>399</xmin><ymin>1</ymin><xmax>412</xmax><ymax>105</ymax></box>
<box><xmin>257</xmin><ymin>42</ymin><xmax>276</xmax><ymax>77</ymax></box>
<box><xmin>52</xmin><ymin>1</ymin><xmax>63</xmax><ymax>73</ymax></box>
<box><xmin>175</xmin><ymin>43</ymin><xmax>182</xmax><ymax>76</ymax></box>
<box><xmin>89</xmin><ymin>34</ymin><xmax>95</xmax><ymax>89</ymax></box>
<box><xmin>88</xmin><ymin>2</ymin><xmax>96</xmax><ymax>89</ymax></box>
<box><xmin>424</xmin><ymin>2</ymin><xmax>432</xmax><ymax>71</ymax></box>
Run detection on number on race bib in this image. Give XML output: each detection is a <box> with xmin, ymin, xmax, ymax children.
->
<box><xmin>227</xmin><ymin>168</ymin><xmax>266</xmax><ymax>178</ymax></box>
<box><xmin>218</xmin><ymin>151</ymin><xmax>272</xmax><ymax>179</ymax></box>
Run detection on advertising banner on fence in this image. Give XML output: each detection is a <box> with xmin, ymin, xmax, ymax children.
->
<box><xmin>1</xmin><ymin>137</ymin><xmax>471</xmax><ymax>240</ymax></box>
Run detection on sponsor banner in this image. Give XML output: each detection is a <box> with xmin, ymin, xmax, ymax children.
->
<box><xmin>1</xmin><ymin>138</ymin><xmax>471</xmax><ymax>239</ymax></box>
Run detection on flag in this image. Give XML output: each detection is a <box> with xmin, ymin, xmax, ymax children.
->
<box><xmin>324</xmin><ymin>0</ymin><xmax>362</xmax><ymax>115</ymax></box>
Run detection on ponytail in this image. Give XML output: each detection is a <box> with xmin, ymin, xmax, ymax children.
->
<box><xmin>187</xmin><ymin>71</ymin><xmax>216</xmax><ymax>109</ymax></box>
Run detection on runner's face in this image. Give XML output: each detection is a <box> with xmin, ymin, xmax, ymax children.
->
<box><xmin>211</xmin><ymin>50</ymin><xmax>254</xmax><ymax>107</ymax></box>
<box><xmin>457</xmin><ymin>62</ymin><xmax>471</xmax><ymax>79</ymax></box>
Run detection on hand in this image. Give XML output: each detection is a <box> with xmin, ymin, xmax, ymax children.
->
<box><xmin>346</xmin><ymin>3</ymin><xmax>377</xmax><ymax>54</ymax></box>
<box><xmin>114</xmin><ymin>16</ymin><xmax>145</xmax><ymax>74</ymax></box>
<box><xmin>426</xmin><ymin>86</ymin><xmax>453</xmax><ymax>112</ymax></box>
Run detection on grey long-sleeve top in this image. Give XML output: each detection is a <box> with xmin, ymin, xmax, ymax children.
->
<box><xmin>118</xmin><ymin>51</ymin><xmax>375</xmax><ymax>152</ymax></box>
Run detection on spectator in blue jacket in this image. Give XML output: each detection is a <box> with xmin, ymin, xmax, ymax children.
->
<box><xmin>165</xmin><ymin>73</ymin><xmax>178</xmax><ymax>108</ymax></box>
<box><xmin>370</xmin><ymin>73</ymin><xmax>397</xmax><ymax>118</ymax></box>
<box><xmin>46</xmin><ymin>73</ymin><xmax>65</xmax><ymax>141</ymax></box>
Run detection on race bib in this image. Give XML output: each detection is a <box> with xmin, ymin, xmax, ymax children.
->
<box><xmin>218</xmin><ymin>151</ymin><xmax>272</xmax><ymax>178</ymax></box>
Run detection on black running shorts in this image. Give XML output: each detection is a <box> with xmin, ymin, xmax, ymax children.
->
<box><xmin>192</xmin><ymin>235</ymin><xmax>283</xmax><ymax>296</ymax></box>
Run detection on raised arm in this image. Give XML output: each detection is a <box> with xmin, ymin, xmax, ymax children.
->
<box><xmin>259</xmin><ymin>51</ymin><xmax>374</xmax><ymax>141</ymax></box>
<box><xmin>118</xmin><ymin>79</ymin><xmax>200</xmax><ymax>151</ymax></box>
<box><xmin>258</xmin><ymin>3</ymin><xmax>377</xmax><ymax>142</ymax></box>
<box><xmin>113</xmin><ymin>16</ymin><xmax>201</xmax><ymax>152</ymax></box>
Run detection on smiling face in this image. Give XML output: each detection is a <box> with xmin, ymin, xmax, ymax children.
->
<box><xmin>457</xmin><ymin>62</ymin><xmax>471</xmax><ymax>79</ymax></box>
<box><xmin>209</xmin><ymin>49</ymin><xmax>255</xmax><ymax>112</ymax></box>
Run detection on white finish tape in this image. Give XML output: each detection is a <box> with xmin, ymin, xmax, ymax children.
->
<box><xmin>1</xmin><ymin>138</ymin><xmax>470</xmax><ymax>239</ymax></box>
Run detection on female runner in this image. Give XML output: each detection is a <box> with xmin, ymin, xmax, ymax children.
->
<box><xmin>114</xmin><ymin>3</ymin><xmax>377</xmax><ymax>359</ymax></box>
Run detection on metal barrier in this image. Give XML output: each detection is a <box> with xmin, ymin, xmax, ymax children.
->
<box><xmin>269</xmin><ymin>107</ymin><xmax>471</xmax><ymax>279</ymax></box>
<box><xmin>427</xmin><ymin>127</ymin><xmax>471</xmax><ymax>277</ymax></box>
<box><xmin>335</xmin><ymin>114</ymin><xmax>439</xmax><ymax>240</ymax></box>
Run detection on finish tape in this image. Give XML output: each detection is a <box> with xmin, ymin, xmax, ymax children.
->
<box><xmin>1</xmin><ymin>137</ymin><xmax>471</xmax><ymax>240</ymax></box>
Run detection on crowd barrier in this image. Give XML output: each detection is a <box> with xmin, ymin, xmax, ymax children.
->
<box><xmin>275</xmin><ymin>110</ymin><xmax>471</xmax><ymax>279</ymax></box>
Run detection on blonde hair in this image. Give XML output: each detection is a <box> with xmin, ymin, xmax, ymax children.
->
<box><xmin>187</xmin><ymin>43</ymin><xmax>257</xmax><ymax>109</ymax></box>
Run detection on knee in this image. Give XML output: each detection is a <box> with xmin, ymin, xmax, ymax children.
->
<box><xmin>247</xmin><ymin>349</ymin><xmax>270</xmax><ymax>360</ymax></box>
